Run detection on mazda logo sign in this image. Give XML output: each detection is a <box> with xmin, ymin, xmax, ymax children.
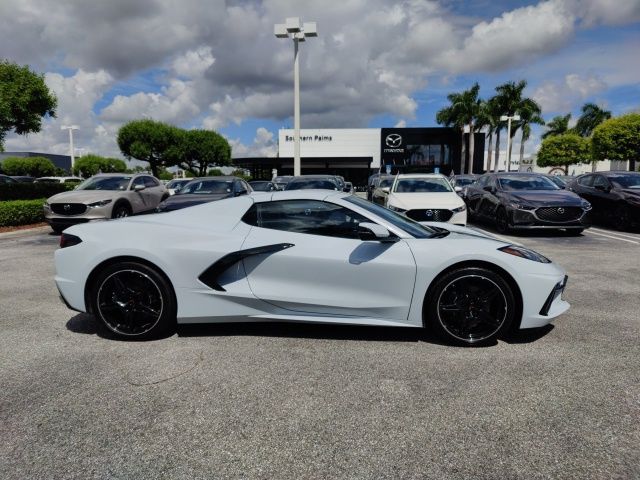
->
<box><xmin>385</xmin><ymin>133</ymin><xmax>402</xmax><ymax>148</ymax></box>
<box><xmin>63</xmin><ymin>204</ymin><xmax>71</xmax><ymax>211</ymax></box>
<box><xmin>557</xmin><ymin>207</ymin><xmax>565</xmax><ymax>214</ymax></box>
<box><xmin>425</xmin><ymin>210</ymin><xmax>433</xmax><ymax>216</ymax></box>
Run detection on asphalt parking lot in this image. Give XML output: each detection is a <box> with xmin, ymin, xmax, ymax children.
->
<box><xmin>1</xmin><ymin>224</ymin><xmax>639</xmax><ymax>480</ymax></box>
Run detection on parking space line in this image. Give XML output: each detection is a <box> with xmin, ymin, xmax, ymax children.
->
<box><xmin>587</xmin><ymin>230</ymin><xmax>640</xmax><ymax>244</ymax></box>
<box><xmin>589</xmin><ymin>227</ymin><xmax>640</xmax><ymax>241</ymax></box>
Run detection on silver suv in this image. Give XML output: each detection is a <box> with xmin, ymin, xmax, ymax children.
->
<box><xmin>44</xmin><ymin>173</ymin><xmax>167</xmax><ymax>233</ymax></box>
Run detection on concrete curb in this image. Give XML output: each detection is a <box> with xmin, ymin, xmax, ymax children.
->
<box><xmin>0</xmin><ymin>225</ymin><xmax>52</xmax><ymax>239</ymax></box>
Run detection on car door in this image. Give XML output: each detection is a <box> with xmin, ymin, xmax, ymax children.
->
<box><xmin>240</xmin><ymin>199</ymin><xmax>417</xmax><ymax>321</ymax></box>
<box><xmin>127</xmin><ymin>177</ymin><xmax>148</xmax><ymax>213</ymax></box>
<box><xmin>574</xmin><ymin>175</ymin><xmax>599</xmax><ymax>218</ymax></box>
<box><xmin>466</xmin><ymin>175</ymin><xmax>488</xmax><ymax>216</ymax></box>
<box><xmin>143</xmin><ymin>176</ymin><xmax>166</xmax><ymax>207</ymax></box>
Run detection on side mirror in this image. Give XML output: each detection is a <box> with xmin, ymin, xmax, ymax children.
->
<box><xmin>454</xmin><ymin>186</ymin><xmax>462</xmax><ymax>193</ymax></box>
<box><xmin>134</xmin><ymin>184</ymin><xmax>146</xmax><ymax>192</ymax></box>
<box><xmin>357</xmin><ymin>222</ymin><xmax>396</xmax><ymax>242</ymax></box>
<box><xmin>594</xmin><ymin>184</ymin><xmax>610</xmax><ymax>192</ymax></box>
<box><xmin>235</xmin><ymin>189</ymin><xmax>248</xmax><ymax>196</ymax></box>
<box><xmin>483</xmin><ymin>185</ymin><xmax>494</xmax><ymax>193</ymax></box>
<box><xmin>381</xmin><ymin>187</ymin><xmax>390</xmax><ymax>194</ymax></box>
<box><xmin>343</xmin><ymin>182</ymin><xmax>353</xmax><ymax>193</ymax></box>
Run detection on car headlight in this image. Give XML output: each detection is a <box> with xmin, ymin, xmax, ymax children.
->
<box><xmin>87</xmin><ymin>199</ymin><xmax>112</xmax><ymax>208</ymax></box>
<box><xmin>388</xmin><ymin>204</ymin><xmax>406</xmax><ymax>213</ymax></box>
<box><xmin>509</xmin><ymin>202</ymin><xmax>535</xmax><ymax>210</ymax></box>
<box><xmin>43</xmin><ymin>202</ymin><xmax>50</xmax><ymax>209</ymax></box>
<box><xmin>498</xmin><ymin>245</ymin><xmax>551</xmax><ymax>263</ymax></box>
<box><xmin>581</xmin><ymin>200</ymin><xmax>592</xmax><ymax>210</ymax></box>
<box><xmin>451</xmin><ymin>204</ymin><xmax>466</xmax><ymax>213</ymax></box>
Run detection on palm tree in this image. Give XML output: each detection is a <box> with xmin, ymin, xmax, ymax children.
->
<box><xmin>516</xmin><ymin>98</ymin><xmax>544</xmax><ymax>165</ymax></box>
<box><xmin>493</xmin><ymin>80</ymin><xmax>527</xmax><ymax>171</ymax></box>
<box><xmin>476</xmin><ymin>98</ymin><xmax>500</xmax><ymax>173</ymax></box>
<box><xmin>575</xmin><ymin>103</ymin><xmax>611</xmax><ymax>137</ymax></box>
<box><xmin>436</xmin><ymin>83</ymin><xmax>482</xmax><ymax>174</ymax></box>
<box><xmin>542</xmin><ymin>114</ymin><xmax>571</xmax><ymax>139</ymax></box>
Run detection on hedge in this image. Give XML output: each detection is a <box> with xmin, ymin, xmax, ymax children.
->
<box><xmin>0</xmin><ymin>199</ymin><xmax>46</xmax><ymax>227</ymax></box>
<box><xmin>1</xmin><ymin>156</ymin><xmax>56</xmax><ymax>177</ymax></box>
<box><xmin>0</xmin><ymin>182</ymin><xmax>77</xmax><ymax>201</ymax></box>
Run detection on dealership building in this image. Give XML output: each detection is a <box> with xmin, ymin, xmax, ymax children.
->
<box><xmin>233</xmin><ymin>127</ymin><xmax>485</xmax><ymax>186</ymax></box>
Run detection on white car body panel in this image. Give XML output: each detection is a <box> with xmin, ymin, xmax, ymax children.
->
<box><xmin>55</xmin><ymin>191</ymin><xmax>569</xmax><ymax>332</ymax></box>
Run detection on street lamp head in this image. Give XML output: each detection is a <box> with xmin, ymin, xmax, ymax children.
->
<box><xmin>274</xmin><ymin>24</ymin><xmax>288</xmax><ymax>38</ymax></box>
<box><xmin>293</xmin><ymin>32</ymin><xmax>306</xmax><ymax>41</ymax></box>
<box><xmin>500</xmin><ymin>115</ymin><xmax>508</xmax><ymax>121</ymax></box>
<box><xmin>512</xmin><ymin>115</ymin><xmax>521</xmax><ymax>121</ymax></box>
<box><xmin>302</xmin><ymin>22</ymin><xmax>317</xmax><ymax>37</ymax></box>
<box><xmin>285</xmin><ymin>17</ymin><xmax>301</xmax><ymax>32</ymax></box>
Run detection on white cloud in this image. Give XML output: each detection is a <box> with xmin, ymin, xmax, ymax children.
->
<box><xmin>228</xmin><ymin>127</ymin><xmax>277</xmax><ymax>158</ymax></box>
<box><xmin>533</xmin><ymin>73</ymin><xmax>607</xmax><ymax>113</ymax></box>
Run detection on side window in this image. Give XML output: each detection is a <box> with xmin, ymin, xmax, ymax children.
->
<box><xmin>593</xmin><ymin>175</ymin><xmax>609</xmax><ymax>189</ymax></box>
<box><xmin>578</xmin><ymin>175</ymin><xmax>594</xmax><ymax>187</ymax></box>
<box><xmin>242</xmin><ymin>200</ymin><xmax>369</xmax><ymax>239</ymax></box>
<box><xmin>144</xmin><ymin>176</ymin><xmax>159</xmax><ymax>187</ymax></box>
<box><xmin>475</xmin><ymin>175</ymin><xmax>489</xmax><ymax>188</ymax></box>
<box><xmin>131</xmin><ymin>177</ymin><xmax>145</xmax><ymax>189</ymax></box>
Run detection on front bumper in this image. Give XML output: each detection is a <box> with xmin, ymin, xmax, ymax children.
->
<box><xmin>509</xmin><ymin>207</ymin><xmax>590</xmax><ymax>229</ymax></box>
<box><xmin>44</xmin><ymin>204</ymin><xmax>112</xmax><ymax>229</ymax></box>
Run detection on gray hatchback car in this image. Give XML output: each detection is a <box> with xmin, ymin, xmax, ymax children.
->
<box><xmin>44</xmin><ymin>173</ymin><xmax>167</xmax><ymax>233</ymax></box>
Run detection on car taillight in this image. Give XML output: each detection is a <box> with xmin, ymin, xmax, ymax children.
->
<box><xmin>60</xmin><ymin>233</ymin><xmax>82</xmax><ymax>248</ymax></box>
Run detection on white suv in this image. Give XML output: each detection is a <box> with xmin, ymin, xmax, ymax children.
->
<box><xmin>384</xmin><ymin>173</ymin><xmax>467</xmax><ymax>226</ymax></box>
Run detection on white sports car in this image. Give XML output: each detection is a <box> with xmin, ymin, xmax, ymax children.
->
<box><xmin>55</xmin><ymin>190</ymin><xmax>569</xmax><ymax>346</ymax></box>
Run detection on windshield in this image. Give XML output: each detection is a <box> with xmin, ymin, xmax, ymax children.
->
<box><xmin>180</xmin><ymin>180</ymin><xmax>233</xmax><ymax>194</ymax></box>
<box><xmin>167</xmin><ymin>179</ymin><xmax>189</xmax><ymax>189</ymax></box>
<box><xmin>345</xmin><ymin>196</ymin><xmax>436</xmax><ymax>238</ymax></box>
<box><xmin>394</xmin><ymin>177</ymin><xmax>453</xmax><ymax>193</ymax></box>
<box><xmin>547</xmin><ymin>176</ymin><xmax>567</xmax><ymax>187</ymax></box>
<box><xmin>285</xmin><ymin>179</ymin><xmax>338</xmax><ymax>190</ymax></box>
<box><xmin>455</xmin><ymin>178</ymin><xmax>475</xmax><ymax>187</ymax></box>
<box><xmin>76</xmin><ymin>176</ymin><xmax>131</xmax><ymax>191</ymax></box>
<box><xmin>498</xmin><ymin>175</ymin><xmax>559</xmax><ymax>191</ymax></box>
<box><xmin>608</xmin><ymin>174</ymin><xmax>640</xmax><ymax>189</ymax></box>
<box><xmin>379</xmin><ymin>178</ymin><xmax>393</xmax><ymax>188</ymax></box>
<box><xmin>250</xmin><ymin>182</ymin><xmax>272</xmax><ymax>191</ymax></box>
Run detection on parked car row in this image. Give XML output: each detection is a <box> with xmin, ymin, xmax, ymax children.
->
<box><xmin>0</xmin><ymin>174</ymin><xmax>82</xmax><ymax>184</ymax></box>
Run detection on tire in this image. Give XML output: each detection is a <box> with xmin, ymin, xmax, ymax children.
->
<box><xmin>613</xmin><ymin>205</ymin><xmax>630</xmax><ymax>231</ymax></box>
<box><xmin>51</xmin><ymin>225</ymin><xmax>65</xmax><ymax>234</ymax></box>
<box><xmin>112</xmin><ymin>202</ymin><xmax>132</xmax><ymax>219</ymax></box>
<box><xmin>90</xmin><ymin>261</ymin><xmax>176</xmax><ymax>340</ymax></box>
<box><xmin>566</xmin><ymin>228</ymin><xmax>584</xmax><ymax>236</ymax></box>
<box><xmin>425</xmin><ymin>267</ymin><xmax>515</xmax><ymax>347</ymax></box>
<box><xmin>495</xmin><ymin>207</ymin><xmax>511</xmax><ymax>234</ymax></box>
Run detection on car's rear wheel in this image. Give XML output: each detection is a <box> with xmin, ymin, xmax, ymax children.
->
<box><xmin>613</xmin><ymin>205</ymin><xmax>630</xmax><ymax>231</ymax></box>
<box><xmin>495</xmin><ymin>208</ymin><xmax>511</xmax><ymax>234</ymax></box>
<box><xmin>112</xmin><ymin>203</ymin><xmax>132</xmax><ymax>219</ymax></box>
<box><xmin>426</xmin><ymin>267</ymin><xmax>515</xmax><ymax>346</ymax></box>
<box><xmin>91</xmin><ymin>261</ymin><xmax>176</xmax><ymax>340</ymax></box>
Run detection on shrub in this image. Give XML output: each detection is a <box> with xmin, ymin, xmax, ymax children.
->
<box><xmin>0</xmin><ymin>198</ymin><xmax>46</xmax><ymax>226</ymax></box>
<box><xmin>72</xmin><ymin>154</ymin><xmax>128</xmax><ymax>177</ymax></box>
<box><xmin>1</xmin><ymin>156</ymin><xmax>56</xmax><ymax>177</ymax></box>
<box><xmin>0</xmin><ymin>182</ymin><xmax>76</xmax><ymax>201</ymax></box>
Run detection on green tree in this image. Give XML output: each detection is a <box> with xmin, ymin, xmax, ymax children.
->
<box><xmin>516</xmin><ymin>98</ymin><xmax>545</xmax><ymax>166</ymax></box>
<box><xmin>0</xmin><ymin>61</ymin><xmax>57</xmax><ymax>151</ymax></box>
<box><xmin>177</xmin><ymin>129</ymin><xmax>231</xmax><ymax>176</ymax></box>
<box><xmin>476</xmin><ymin>98</ymin><xmax>500</xmax><ymax>173</ymax></box>
<box><xmin>542</xmin><ymin>114</ymin><xmax>571</xmax><ymax>139</ymax></box>
<box><xmin>72</xmin><ymin>154</ymin><xmax>127</xmax><ymax>177</ymax></box>
<box><xmin>1</xmin><ymin>156</ymin><xmax>56</xmax><ymax>176</ymax></box>
<box><xmin>575</xmin><ymin>103</ymin><xmax>612</xmax><ymax>137</ymax></box>
<box><xmin>492</xmin><ymin>80</ymin><xmax>528</xmax><ymax>171</ymax></box>
<box><xmin>230</xmin><ymin>169</ymin><xmax>251</xmax><ymax>181</ymax></box>
<box><xmin>537</xmin><ymin>133</ymin><xmax>591</xmax><ymax>174</ymax></box>
<box><xmin>207</xmin><ymin>168</ymin><xmax>223</xmax><ymax>176</ymax></box>
<box><xmin>117</xmin><ymin>119</ymin><xmax>182</xmax><ymax>177</ymax></box>
<box><xmin>592</xmin><ymin>113</ymin><xmax>640</xmax><ymax>172</ymax></box>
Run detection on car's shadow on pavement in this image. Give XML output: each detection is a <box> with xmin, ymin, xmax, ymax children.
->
<box><xmin>66</xmin><ymin>314</ymin><xmax>554</xmax><ymax>347</ymax></box>
<box><xmin>469</xmin><ymin>221</ymin><xmax>586</xmax><ymax>238</ymax></box>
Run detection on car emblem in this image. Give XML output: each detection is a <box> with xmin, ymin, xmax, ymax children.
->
<box><xmin>557</xmin><ymin>207</ymin><xmax>565</xmax><ymax>214</ymax></box>
<box><xmin>385</xmin><ymin>133</ymin><xmax>402</xmax><ymax>148</ymax></box>
<box><xmin>64</xmin><ymin>204</ymin><xmax>71</xmax><ymax>211</ymax></box>
<box><xmin>425</xmin><ymin>209</ymin><xmax>433</xmax><ymax>216</ymax></box>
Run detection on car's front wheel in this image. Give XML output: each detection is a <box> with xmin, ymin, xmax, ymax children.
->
<box><xmin>112</xmin><ymin>203</ymin><xmax>132</xmax><ymax>219</ymax></box>
<box><xmin>90</xmin><ymin>261</ymin><xmax>176</xmax><ymax>340</ymax></box>
<box><xmin>495</xmin><ymin>208</ymin><xmax>511</xmax><ymax>234</ymax></box>
<box><xmin>425</xmin><ymin>267</ymin><xmax>515</xmax><ymax>346</ymax></box>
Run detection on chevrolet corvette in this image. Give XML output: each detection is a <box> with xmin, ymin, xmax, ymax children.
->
<box><xmin>55</xmin><ymin>190</ymin><xmax>569</xmax><ymax>346</ymax></box>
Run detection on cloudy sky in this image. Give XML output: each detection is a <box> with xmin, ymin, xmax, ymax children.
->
<box><xmin>1</xmin><ymin>0</ymin><xmax>639</xmax><ymax>160</ymax></box>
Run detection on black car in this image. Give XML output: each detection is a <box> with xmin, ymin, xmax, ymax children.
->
<box><xmin>10</xmin><ymin>176</ymin><xmax>36</xmax><ymax>183</ymax></box>
<box><xmin>544</xmin><ymin>174</ymin><xmax>569</xmax><ymax>189</ymax></box>
<box><xmin>284</xmin><ymin>175</ymin><xmax>341</xmax><ymax>191</ymax></box>
<box><xmin>156</xmin><ymin>176</ymin><xmax>252</xmax><ymax>212</ymax></box>
<box><xmin>249</xmin><ymin>180</ymin><xmax>276</xmax><ymax>192</ymax></box>
<box><xmin>466</xmin><ymin>172</ymin><xmax>591</xmax><ymax>234</ymax></box>
<box><xmin>567</xmin><ymin>171</ymin><xmax>640</xmax><ymax>230</ymax></box>
<box><xmin>450</xmin><ymin>174</ymin><xmax>478</xmax><ymax>197</ymax></box>
<box><xmin>0</xmin><ymin>174</ymin><xmax>18</xmax><ymax>184</ymax></box>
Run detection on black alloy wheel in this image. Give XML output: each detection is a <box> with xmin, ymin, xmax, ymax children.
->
<box><xmin>426</xmin><ymin>267</ymin><xmax>515</xmax><ymax>346</ymax></box>
<box><xmin>613</xmin><ymin>205</ymin><xmax>630</xmax><ymax>231</ymax></box>
<box><xmin>495</xmin><ymin>208</ymin><xmax>511</xmax><ymax>234</ymax></box>
<box><xmin>112</xmin><ymin>203</ymin><xmax>131</xmax><ymax>219</ymax></box>
<box><xmin>92</xmin><ymin>261</ymin><xmax>176</xmax><ymax>339</ymax></box>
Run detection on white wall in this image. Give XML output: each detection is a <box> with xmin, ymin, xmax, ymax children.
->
<box><xmin>278</xmin><ymin>129</ymin><xmax>381</xmax><ymax>168</ymax></box>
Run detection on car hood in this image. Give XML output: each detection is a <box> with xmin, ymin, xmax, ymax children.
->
<box><xmin>47</xmin><ymin>190</ymin><xmax>116</xmax><ymax>204</ymax></box>
<box><xmin>421</xmin><ymin>222</ymin><xmax>509</xmax><ymax>243</ymax></box>
<box><xmin>388</xmin><ymin>192</ymin><xmax>464</xmax><ymax>210</ymax></box>
<box><xmin>621</xmin><ymin>188</ymin><xmax>640</xmax><ymax>199</ymax></box>
<box><xmin>505</xmin><ymin>190</ymin><xmax>583</xmax><ymax>206</ymax></box>
<box><xmin>160</xmin><ymin>193</ymin><xmax>232</xmax><ymax>210</ymax></box>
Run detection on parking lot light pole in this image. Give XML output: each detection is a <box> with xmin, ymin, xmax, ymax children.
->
<box><xmin>61</xmin><ymin>125</ymin><xmax>79</xmax><ymax>173</ymax></box>
<box><xmin>275</xmin><ymin>17</ymin><xmax>317</xmax><ymax>176</ymax></box>
<box><xmin>500</xmin><ymin>115</ymin><xmax>520</xmax><ymax>172</ymax></box>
